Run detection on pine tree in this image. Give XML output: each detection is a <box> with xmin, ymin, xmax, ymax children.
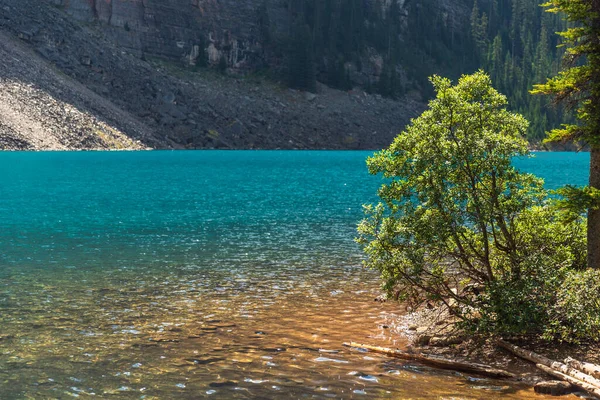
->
<box><xmin>471</xmin><ymin>1</ymin><xmax>489</xmax><ymax>53</ymax></box>
<box><xmin>218</xmin><ymin>55</ymin><xmax>227</xmax><ymax>74</ymax></box>
<box><xmin>489</xmin><ymin>34</ymin><xmax>504</xmax><ymax>86</ymax></box>
<box><xmin>288</xmin><ymin>22</ymin><xmax>317</xmax><ymax>92</ymax></box>
<box><xmin>532</xmin><ymin>0</ymin><xmax>600</xmax><ymax>269</ymax></box>
<box><xmin>533</xmin><ymin>24</ymin><xmax>550</xmax><ymax>82</ymax></box>
<box><xmin>258</xmin><ymin>1</ymin><xmax>271</xmax><ymax>47</ymax></box>
<box><xmin>196</xmin><ymin>34</ymin><xmax>208</xmax><ymax>68</ymax></box>
<box><xmin>260</xmin><ymin>0</ymin><xmax>567</xmax><ymax>137</ymax></box>
<box><xmin>327</xmin><ymin>56</ymin><xmax>351</xmax><ymax>90</ymax></box>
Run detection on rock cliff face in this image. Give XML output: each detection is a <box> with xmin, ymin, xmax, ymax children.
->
<box><xmin>0</xmin><ymin>0</ymin><xmax>425</xmax><ymax>150</ymax></box>
<box><xmin>51</xmin><ymin>0</ymin><xmax>279</xmax><ymax>70</ymax></box>
<box><xmin>47</xmin><ymin>0</ymin><xmax>471</xmax><ymax>84</ymax></box>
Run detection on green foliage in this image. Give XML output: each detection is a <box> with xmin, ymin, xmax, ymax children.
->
<box><xmin>552</xmin><ymin>185</ymin><xmax>600</xmax><ymax>223</ymax></box>
<box><xmin>531</xmin><ymin>0</ymin><xmax>600</xmax><ymax>147</ymax></box>
<box><xmin>475</xmin><ymin>0</ymin><xmax>572</xmax><ymax>142</ymax></box>
<box><xmin>545</xmin><ymin>269</ymin><xmax>600</xmax><ymax>343</ymax></box>
<box><xmin>358</xmin><ymin>71</ymin><xmax>540</xmax><ymax>305</ymax></box>
<box><xmin>471</xmin><ymin>0</ymin><xmax>489</xmax><ymax>53</ymax></box>
<box><xmin>358</xmin><ymin>71</ymin><xmax>588</xmax><ymax>340</ymax></box>
<box><xmin>259</xmin><ymin>0</ymin><xmax>567</xmax><ymax>142</ymax></box>
<box><xmin>532</xmin><ymin>0</ymin><xmax>600</xmax><ymax>271</ymax></box>
<box><xmin>475</xmin><ymin>205</ymin><xmax>586</xmax><ymax>335</ymax></box>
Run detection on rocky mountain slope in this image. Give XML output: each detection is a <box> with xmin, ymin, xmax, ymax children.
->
<box><xmin>0</xmin><ymin>30</ymin><xmax>156</xmax><ymax>150</ymax></box>
<box><xmin>0</xmin><ymin>0</ymin><xmax>424</xmax><ymax>150</ymax></box>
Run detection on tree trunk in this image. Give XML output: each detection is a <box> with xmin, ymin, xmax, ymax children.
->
<box><xmin>343</xmin><ymin>342</ymin><xmax>515</xmax><ymax>378</ymax></box>
<box><xmin>536</xmin><ymin>364</ymin><xmax>600</xmax><ymax>398</ymax></box>
<box><xmin>565</xmin><ymin>357</ymin><xmax>600</xmax><ymax>380</ymax></box>
<box><xmin>497</xmin><ymin>340</ymin><xmax>600</xmax><ymax>389</ymax></box>
<box><xmin>589</xmin><ymin>147</ymin><xmax>600</xmax><ymax>269</ymax></box>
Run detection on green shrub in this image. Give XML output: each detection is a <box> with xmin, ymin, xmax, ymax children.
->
<box><xmin>473</xmin><ymin>206</ymin><xmax>586</xmax><ymax>335</ymax></box>
<box><xmin>544</xmin><ymin>269</ymin><xmax>600</xmax><ymax>343</ymax></box>
<box><xmin>358</xmin><ymin>71</ymin><xmax>589</xmax><ymax>340</ymax></box>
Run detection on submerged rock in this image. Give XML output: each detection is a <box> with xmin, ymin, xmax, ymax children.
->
<box><xmin>534</xmin><ymin>380</ymin><xmax>574</xmax><ymax>396</ymax></box>
<box><xmin>185</xmin><ymin>357</ymin><xmax>225</xmax><ymax>365</ymax></box>
<box><xmin>415</xmin><ymin>335</ymin><xmax>432</xmax><ymax>346</ymax></box>
<box><xmin>209</xmin><ymin>381</ymin><xmax>237</xmax><ymax>388</ymax></box>
<box><xmin>429</xmin><ymin>335</ymin><xmax>465</xmax><ymax>347</ymax></box>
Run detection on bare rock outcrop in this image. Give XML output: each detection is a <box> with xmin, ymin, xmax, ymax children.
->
<box><xmin>0</xmin><ymin>30</ymin><xmax>156</xmax><ymax>150</ymax></box>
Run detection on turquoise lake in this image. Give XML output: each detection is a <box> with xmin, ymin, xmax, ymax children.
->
<box><xmin>0</xmin><ymin>151</ymin><xmax>590</xmax><ymax>399</ymax></box>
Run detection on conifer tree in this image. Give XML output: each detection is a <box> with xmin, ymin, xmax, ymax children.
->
<box><xmin>265</xmin><ymin>0</ymin><xmax>566</xmax><ymax>134</ymax></box>
<box><xmin>288</xmin><ymin>22</ymin><xmax>316</xmax><ymax>92</ymax></box>
<box><xmin>489</xmin><ymin>34</ymin><xmax>504</xmax><ymax>84</ymax></box>
<box><xmin>258</xmin><ymin>1</ymin><xmax>271</xmax><ymax>47</ymax></box>
<box><xmin>532</xmin><ymin>0</ymin><xmax>600</xmax><ymax>269</ymax></box>
<box><xmin>471</xmin><ymin>1</ymin><xmax>489</xmax><ymax>53</ymax></box>
<box><xmin>218</xmin><ymin>55</ymin><xmax>227</xmax><ymax>74</ymax></box>
<box><xmin>196</xmin><ymin>34</ymin><xmax>208</xmax><ymax>68</ymax></box>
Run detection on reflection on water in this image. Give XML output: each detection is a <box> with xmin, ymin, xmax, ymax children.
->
<box><xmin>0</xmin><ymin>262</ymin><xmax>557</xmax><ymax>399</ymax></box>
<box><xmin>0</xmin><ymin>151</ymin><xmax>589</xmax><ymax>399</ymax></box>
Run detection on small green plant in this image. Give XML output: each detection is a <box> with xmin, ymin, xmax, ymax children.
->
<box><xmin>207</xmin><ymin>129</ymin><xmax>220</xmax><ymax>139</ymax></box>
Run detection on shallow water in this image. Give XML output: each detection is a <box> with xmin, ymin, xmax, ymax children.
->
<box><xmin>0</xmin><ymin>151</ymin><xmax>589</xmax><ymax>399</ymax></box>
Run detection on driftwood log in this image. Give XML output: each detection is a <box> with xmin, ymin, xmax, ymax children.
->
<box><xmin>565</xmin><ymin>357</ymin><xmax>600</xmax><ymax>380</ymax></box>
<box><xmin>343</xmin><ymin>342</ymin><xmax>515</xmax><ymax>378</ymax></box>
<box><xmin>497</xmin><ymin>339</ymin><xmax>600</xmax><ymax>398</ymax></box>
<box><xmin>497</xmin><ymin>339</ymin><xmax>600</xmax><ymax>389</ymax></box>
<box><xmin>536</xmin><ymin>364</ymin><xmax>600</xmax><ymax>398</ymax></box>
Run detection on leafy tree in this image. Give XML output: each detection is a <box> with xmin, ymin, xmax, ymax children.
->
<box><xmin>531</xmin><ymin>0</ymin><xmax>600</xmax><ymax>269</ymax></box>
<box><xmin>358</xmin><ymin>71</ymin><xmax>586</xmax><ymax>335</ymax></box>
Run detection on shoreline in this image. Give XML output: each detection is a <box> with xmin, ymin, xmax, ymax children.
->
<box><xmin>0</xmin><ymin>147</ymin><xmax>591</xmax><ymax>152</ymax></box>
<box><xmin>389</xmin><ymin>304</ymin><xmax>600</xmax><ymax>394</ymax></box>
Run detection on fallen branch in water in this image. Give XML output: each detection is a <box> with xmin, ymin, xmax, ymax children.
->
<box><xmin>536</xmin><ymin>364</ymin><xmax>600</xmax><ymax>398</ymax></box>
<box><xmin>342</xmin><ymin>342</ymin><xmax>515</xmax><ymax>378</ymax></box>
<box><xmin>565</xmin><ymin>357</ymin><xmax>600</xmax><ymax>380</ymax></box>
<box><xmin>497</xmin><ymin>339</ymin><xmax>600</xmax><ymax>390</ymax></box>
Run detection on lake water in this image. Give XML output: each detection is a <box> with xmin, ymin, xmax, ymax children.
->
<box><xmin>0</xmin><ymin>151</ymin><xmax>589</xmax><ymax>399</ymax></box>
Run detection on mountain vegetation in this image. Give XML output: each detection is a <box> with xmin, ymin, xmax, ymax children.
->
<box><xmin>266</xmin><ymin>0</ymin><xmax>571</xmax><ymax>142</ymax></box>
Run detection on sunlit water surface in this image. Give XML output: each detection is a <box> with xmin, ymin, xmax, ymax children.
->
<box><xmin>0</xmin><ymin>151</ymin><xmax>589</xmax><ymax>399</ymax></box>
